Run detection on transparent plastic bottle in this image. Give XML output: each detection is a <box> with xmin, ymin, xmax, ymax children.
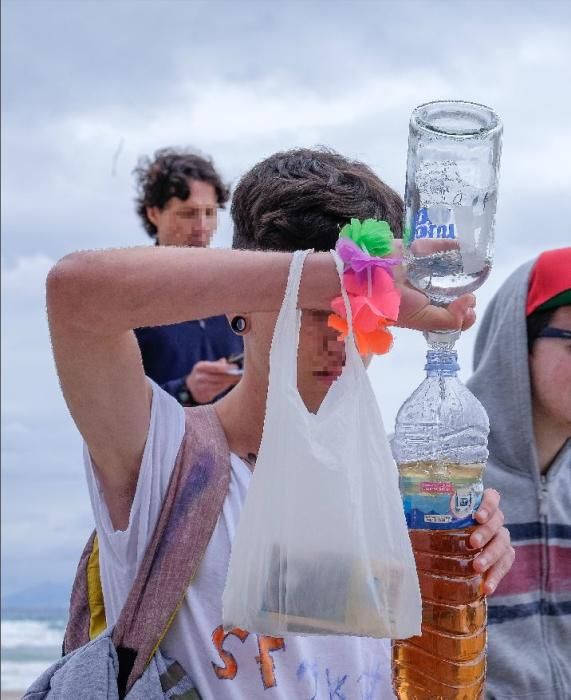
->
<box><xmin>391</xmin><ymin>348</ymin><xmax>489</xmax><ymax>700</ymax></box>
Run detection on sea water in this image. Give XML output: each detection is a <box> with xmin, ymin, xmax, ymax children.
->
<box><xmin>1</xmin><ymin>608</ymin><xmax>67</xmax><ymax>692</ymax></box>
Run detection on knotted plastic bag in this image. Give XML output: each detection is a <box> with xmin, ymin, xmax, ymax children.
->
<box><xmin>223</xmin><ymin>250</ymin><xmax>421</xmax><ymax>638</ymax></box>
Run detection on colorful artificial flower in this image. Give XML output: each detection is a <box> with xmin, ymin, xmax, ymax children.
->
<box><xmin>331</xmin><ymin>267</ymin><xmax>401</xmax><ymax>330</ymax></box>
<box><xmin>330</xmin><ymin>218</ymin><xmax>401</xmax><ymax>356</ymax></box>
<box><xmin>338</xmin><ymin>218</ymin><xmax>395</xmax><ymax>257</ymax></box>
<box><xmin>328</xmin><ymin>314</ymin><xmax>394</xmax><ymax>356</ymax></box>
<box><xmin>336</xmin><ymin>237</ymin><xmax>400</xmax><ymax>280</ymax></box>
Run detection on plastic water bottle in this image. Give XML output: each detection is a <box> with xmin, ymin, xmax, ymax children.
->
<box><xmin>391</xmin><ymin>348</ymin><xmax>489</xmax><ymax>700</ymax></box>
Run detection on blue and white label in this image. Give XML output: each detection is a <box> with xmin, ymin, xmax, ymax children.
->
<box><xmin>400</xmin><ymin>475</ymin><xmax>484</xmax><ymax>531</ymax></box>
<box><xmin>413</xmin><ymin>206</ymin><xmax>456</xmax><ymax>241</ymax></box>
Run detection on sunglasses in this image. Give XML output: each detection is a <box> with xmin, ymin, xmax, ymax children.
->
<box><xmin>538</xmin><ymin>327</ymin><xmax>571</xmax><ymax>340</ymax></box>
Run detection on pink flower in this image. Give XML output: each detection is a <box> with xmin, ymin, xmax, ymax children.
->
<box><xmin>331</xmin><ymin>268</ymin><xmax>401</xmax><ymax>331</ymax></box>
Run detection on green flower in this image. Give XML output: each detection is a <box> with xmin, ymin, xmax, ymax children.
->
<box><xmin>339</xmin><ymin>218</ymin><xmax>394</xmax><ymax>257</ymax></box>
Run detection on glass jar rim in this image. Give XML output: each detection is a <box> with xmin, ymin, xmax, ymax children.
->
<box><xmin>411</xmin><ymin>100</ymin><xmax>502</xmax><ymax>138</ymax></box>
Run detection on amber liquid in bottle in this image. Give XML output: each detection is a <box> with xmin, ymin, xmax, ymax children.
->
<box><xmin>392</xmin><ymin>527</ymin><xmax>486</xmax><ymax>700</ymax></box>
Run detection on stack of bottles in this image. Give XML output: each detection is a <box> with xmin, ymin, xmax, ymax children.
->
<box><xmin>392</xmin><ymin>348</ymin><xmax>490</xmax><ymax>700</ymax></box>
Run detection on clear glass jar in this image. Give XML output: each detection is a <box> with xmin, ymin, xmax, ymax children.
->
<box><xmin>403</xmin><ymin>100</ymin><xmax>503</xmax><ymax>313</ymax></box>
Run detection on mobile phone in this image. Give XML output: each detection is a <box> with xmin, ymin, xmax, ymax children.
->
<box><xmin>227</xmin><ymin>351</ymin><xmax>245</xmax><ymax>369</ymax></box>
<box><xmin>225</xmin><ymin>368</ymin><xmax>244</xmax><ymax>376</ymax></box>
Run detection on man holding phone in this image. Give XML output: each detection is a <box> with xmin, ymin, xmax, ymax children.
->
<box><xmin>133</xmin><ymin>148</ymin><xmax>243</xmax><ymax>406</ymax></box>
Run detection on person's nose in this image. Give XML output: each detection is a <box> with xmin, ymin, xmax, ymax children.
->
<box><xmin>325</xmin><ymin>329</ymin><xmax>345</xmax><ymax>358</ymax></box>
<box><xmin>195</xmin><ymin>211</ymin><xmax>214</xmax><ymax>235</ymax></box>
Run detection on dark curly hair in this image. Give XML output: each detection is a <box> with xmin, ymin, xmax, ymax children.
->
<box><xmin>134</xmin><ymin>148</ymin><xmax>230</xmax><ymax>238</ymax></box>
<box><xmin>231</xmin><ymin>147</ymin><xmax>403</xmax><ymax>253</ymax></box>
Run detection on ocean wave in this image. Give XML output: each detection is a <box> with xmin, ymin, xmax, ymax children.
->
<box><xmin>1</xmin><ymin>620</ymin><xmax>65</xmax><ymax>649</ymax></box>
<box><xmin>1</xmin><ymin>659</ymin><xmax>54</xmax><ymax>691</ymax></box>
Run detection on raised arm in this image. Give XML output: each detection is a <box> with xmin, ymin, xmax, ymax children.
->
<box><xmin>46</xmin><ymin>247</ymin><xmax>337</xmax><ymax>528</ymax></box>
<box><xmin>46</xmin><ymin>245</ymin><xmax>475</xmax><ymax>529</ymax></box>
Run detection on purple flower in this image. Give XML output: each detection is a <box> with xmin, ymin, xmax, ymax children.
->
<box><xmin>335</xmin><ymin>238</ymin><xmax>401</xmax><ymax>280</ymax></box>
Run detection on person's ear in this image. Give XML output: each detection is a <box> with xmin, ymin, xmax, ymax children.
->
<box><xmin>146</xmin><ymin>206</ymin><xmax>161</xmax><ymax>229</ymax></box>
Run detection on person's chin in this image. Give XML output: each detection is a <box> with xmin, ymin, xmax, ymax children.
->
<box><xmin>191</xmin><ymin>234</ymin><xmax>213</xmax><ymax>247</ymax></box>
<box><xmin>313</xmin><ymin>370</ymin><xmax>342</xmax><ymax>385</ymax></box>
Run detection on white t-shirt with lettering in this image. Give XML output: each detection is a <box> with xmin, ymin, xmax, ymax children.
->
<box><xmin>84</xmin><ymin>380</ymin><xmax>394</xmax><ymax>699</ymax></box>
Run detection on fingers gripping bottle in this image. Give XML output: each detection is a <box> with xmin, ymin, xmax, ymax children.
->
<box><xmin>391</xmin><ymin>349</ymin><xmax>489</xmax><ymax>700</ymax></box>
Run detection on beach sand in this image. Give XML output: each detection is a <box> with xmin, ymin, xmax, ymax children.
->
<box><xmin>1</xmin><ymin>692</ymin><xmax>24</xmax><ymax>699</ymax></box>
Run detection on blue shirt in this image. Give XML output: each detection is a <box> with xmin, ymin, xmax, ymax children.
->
<box><xmin>135</xmin><ymin>316</ymin><xmax>243</xmax><ymax>404</ymax></box>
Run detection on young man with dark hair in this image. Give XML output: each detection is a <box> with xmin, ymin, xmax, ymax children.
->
<box><xmin>467</xmin><ymin>247</ymin><xmax>571</xmax><ymax>700</ymax></box>
<box><xmin>47</xmin><ymin>148</ymin><xmax>513</xmax><ymax>698</ymax></box>
<box><xmin>134</xmin><ymin>147</ymin><xmax>230</xmax><ymax>244</ymax></box>
<box><xmin>231</xmin><ymin>148</ymin><xmax>404</xmax><ymax>252</ymax></box>
<box><xmin>133</xmin><ymin>148</ymin><xmax>243</xmax><ymax>406</ymax></box>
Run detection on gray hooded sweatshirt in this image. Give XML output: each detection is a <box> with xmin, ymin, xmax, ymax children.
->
<box><xmin>467</xmin><ymin>261</ymin><xmax>571</xmax><ymax>699</ymax></box>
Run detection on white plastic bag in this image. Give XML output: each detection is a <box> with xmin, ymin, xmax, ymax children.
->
<box><xmin>223</xmin><ymin>250</ymin><xmax>421</xmax><ymax>639</ymax></box>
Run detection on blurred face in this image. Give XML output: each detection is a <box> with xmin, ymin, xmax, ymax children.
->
<box><xmin>297</xmin><ymin>310</ymin><xmax>346</xmax><ymax>399</ymax></box>
<box><xmin>529</xmin><ymin>306</ymin><xmax>571</xmax><ymax>429</ymax></box>
<box><xmin>245</xmin><ymin>309</ymin><xmax>346</xmax><ymax>413</ymax></box>
<box><xmin>147</xmin><ymin>179</ymin><xmax>218</xmax><ymax>247</ymax></box>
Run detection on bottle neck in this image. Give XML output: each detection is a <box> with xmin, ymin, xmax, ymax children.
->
<box><xmin>425</xmin><ymin>348</ymin><xmax>460</xmax><ymax>376</ymax></box>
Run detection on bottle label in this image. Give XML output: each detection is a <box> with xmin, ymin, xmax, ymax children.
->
<box><xmin>399</xmin><ymin>466</ymin><xmax>484</xmax><ymax>530</ymax></box>
<box><xmin>412</xmin><ymin>206</ymin><xmax>457</xmax><ymax>241</ymax></box>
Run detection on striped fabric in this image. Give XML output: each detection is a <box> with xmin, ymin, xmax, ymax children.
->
<box><xmin>481</xmin><ymin>453</ymin><xmax>571</xmax><ymax>700</ymax></box>
<box><xmin>489</xmin><ymin>521</ymin><xmax>571</xmax><ymax>624</ymax></box>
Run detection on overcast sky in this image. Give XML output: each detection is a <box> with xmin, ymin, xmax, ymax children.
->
<box><xmin>2</xmin><ymin>0</ymin><xmax>571</xmax><ymax>597</ymax></box>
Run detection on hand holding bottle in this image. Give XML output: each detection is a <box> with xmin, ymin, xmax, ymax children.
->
<box><xmin>471</xmin><ymin>489</ymin><xmax>515</xmax><ymax>595</ymax></box>
<box><xmin>396</xmin><ymin>284</ymin><xmax>477</xmax><ymax>333</ymax></box>
<box><xmin>389</xmin><ymin>239</ymin><xmax>478</xmax><ymax>334</ymax></box>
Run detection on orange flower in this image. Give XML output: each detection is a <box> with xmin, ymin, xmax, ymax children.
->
<box><xmin>328</xmin><ymin>313</ymin><xmax>394</xmax><ymax>356</ymax></box>
<box><xmin>331</xmin><ymin>268</ymin><xmax>401</xmax><ymax>332</ymax></box>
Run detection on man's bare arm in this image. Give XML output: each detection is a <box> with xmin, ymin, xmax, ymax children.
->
<box><xmin>46</xmin><ymin>247</ymin><xmax>338</xmax><ymax>528</ymax></box>
<box><xmin>46</xmin><ymin>245</ymin><xmax>474</xmax><ymax>528</ymax></box>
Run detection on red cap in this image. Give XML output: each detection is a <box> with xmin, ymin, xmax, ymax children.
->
<box><xmin>526</xmin><ymin>247</ymin><xmax>571</xmax><ymax>316</ymax></box>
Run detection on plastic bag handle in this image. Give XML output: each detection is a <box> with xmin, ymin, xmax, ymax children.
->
<box><xmin>268</xmin><ymin>249</ymin><xmax>360</xmax><ymax>387</ymax></box>
<box><xmin>330</xmin><ymin>248</ymin><xmax>355</xmax><ymax>335</ymax></box>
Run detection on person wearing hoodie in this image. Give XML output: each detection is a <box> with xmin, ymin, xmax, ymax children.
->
<box><xmin>467</xmin><ymin>247</ymin><xmax>571</xmax><ymax>700</ymax></box>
